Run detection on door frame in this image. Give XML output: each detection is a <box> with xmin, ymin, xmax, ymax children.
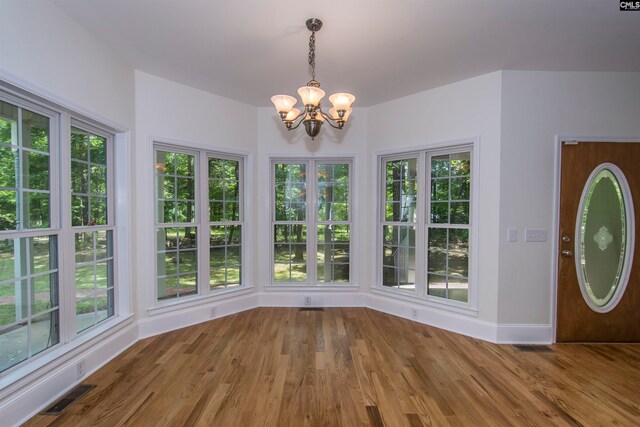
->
<box><xmin>551</xmin><ymin>134</ymin><xmax>640</xmax><ymax>343</ymax></box>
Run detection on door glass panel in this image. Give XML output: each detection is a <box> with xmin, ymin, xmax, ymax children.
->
<box><xmin>577</xmin><ymin>165</ymin><xmax>633</xmax><ymax>311</ymax></box>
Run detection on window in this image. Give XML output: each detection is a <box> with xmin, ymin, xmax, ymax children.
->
<box><xmin>379</xmin><ymin>146</ymin><xmax>473</xmax><ymax>306</ymax></box>
<box><xmin>0</xmin><ymin>86</ymin><xmax>126</xmax><ymax>375</ymax></box>
<box><xmin>154</xmin><ymin>144</ymin><xmax>246</xmax><ymax>303</ymax></box>
<box><xmin>382</xmin><ymin>158</ymin><xmax>417</xmax><ymax>290</ymax></box>
<box><xmin>272</xmin><ymin>159</ymin><xmax>352</xmax><ymax>285</ymax></box>
<box><xmin>71</xmin><ymin>125</ymin><xmax>115</xmax><ymax>332</ymax></box>
<box><xmin>155</xmin><ymin>149</ymin><xmax>198</xmax><ymax>300</ymax></box>
<box><xmin>427</xmin><ymin>152</ymin><xmax>471</xmax><ymax>302</ymax></box>
<box><xmin>209</xmin><ymin>157</ymin><xmax>242</xmax><ymax>289</ymax></box>
<box><xmin>0</xmin><ymin>97</ymin><xmax>59</xmax><ymax>372</ymax></box>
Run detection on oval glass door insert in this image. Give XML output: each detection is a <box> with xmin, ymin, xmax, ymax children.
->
<box><xmin>575</xmin><ymin>163</ymin><xmax>635</xmax><ymax>313</ymax></box>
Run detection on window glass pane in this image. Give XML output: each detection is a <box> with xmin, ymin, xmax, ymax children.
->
<box><xmin>0</xmin><ymin>190</ymin><xmax>17</xmax><ymax>230</ymax></box>
<box><xmin>0</xmin><ymin>101</ymin><xmax>18</xmax><ymax>145</ymax></box>
<box><xmin>23</xmin><ymin>151</ymin><xmax>49</xmax><ymax>191</ymax></box>
<box><xmin>25</xmin><ymin>191</ymin><xmax>49</xmax><ymax>228</ymax></box>
<box><xmin>71</xmin><ymin>161</ymin><xmax>89</xmax><ymax>193</ymax></box>
<box><xmin>428</xmin><ymin>152</ymin><xmax>471</xmax><ymax>226</ymax></box>
<box><xmin>156</xmin><ymin>150</ymin><xmax>196</xmax><ymax>225</ymax></box>
<box><xmin>0</xmin><ymin>236</ymin><xmax>59</xmax><ymax>372</ymax></box>
<box><xmin>157</xmin><ymin>226</ymin><xmax>198</xmax><ymax>300</ymax></box>
<box><xmin>273</xmin><ymin>224</ymin><xmax>307</xmax><ymax>282</ymax></box>
<box><xmin>317</xmin><ymin>225</ymin><xmax>350</xmax><ymax>283</ymax></box>
<box><xmin>381</xmin><ymin>225</ymin><xmax>415</xmax><ymax>290</ymax></box>
<box><xmin>210</xmin><ymin>225</ymin><xmax>242</xmax><ymax>290</ymax></box>
<box><xmin>317</xmin><ymin>163</ymin><xmax>350</xmax><ymax>222</ymax></box>
<box><xmin>89</xmin><ymin>134</ymin><xmax>107</xmax><ymax>165</ymax></box>
<box><xmin>0</xmin><ymin>145</ymin><xmax>17</xmax><ymax>188</ymax></box>
<box><xmin>75</xmin><ymin>231</ymin><xmax>114</xmax><ymax>332</ymax></box>
<box><xmin>71</xmin><ymin>127</ymin><xmax>110</xmax><ymax>226</ymax></box>
<box><xmin>385</xmin><ymin>159</ymin><xmax>417</xmax><ymax>222</ymax></box>
<box><xmin>22</xmin><ymin>109</ymin><xmax>49</xmax><ymax>152</ymax></box>
<box><xmin>71</xmin><ymin>127</ymin><xmax>88</xmax><ymax>161</ymax></box>
<box><xmin>427</xmin><ymin>227</ymin><xmax>469</xmax><ymax>302</ymax></box>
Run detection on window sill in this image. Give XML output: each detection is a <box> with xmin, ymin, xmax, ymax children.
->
<box><xmin>148</xmin><ymin>286</ymin><xmax>255</xmax><ymax>316</ymax></box>
<box><xmin>370</xmin><ymin>287</ymin><xmax>478</xmax><ymax>317</ymax></box>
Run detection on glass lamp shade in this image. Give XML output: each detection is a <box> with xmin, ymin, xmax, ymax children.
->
<box><xmin>284</xmin><ymin>108</ymin><xmax>301</xmax><ymax>122</ymax></box>
<box><xmin>271</xmin><ymin>95</ymin><xmax>297</xmax><ymax>113</ymax></box>
<box><xmin>329</xmin><ymin>107</ymin><xmax>352</xmax><ymax>121</ymax></box>
<box><xmin>329</xmin><ymin>93</ymin><xmax>355</xmax><ymax>111</ymax></box>
<box><xmin>297</xmin><ymin>86</ymin><xmax>325</xmax><ymax>107</ymax></box>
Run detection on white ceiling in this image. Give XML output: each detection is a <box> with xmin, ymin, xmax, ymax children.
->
<box><xmin>52</xmin><ymin>0</ymin><xmax>640</xmax><ymax>107</ymax></box>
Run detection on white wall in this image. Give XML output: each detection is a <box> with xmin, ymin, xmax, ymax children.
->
<box><xmin>498</xmin><ymin>71</ymin><xmax>640</xmax><ymax>325</ymax></box>
<box><xmin>255</xmin><ymin>106</ymin><xmax>368</xmax><ymax>303</ymax></box>
<box><xmin>134</xmin><ymin>71</ymin><xmax>258</xmax><ymax>321</ymax></box>
<box><xmin>367</xmin><ymin>72</ymin><xmax>503</xmax><ymax>323</ymax></box>
<box><xmin>0</xmin><ymin>0</ymin><xmax>134</xmax><ymax>129</ymax></box>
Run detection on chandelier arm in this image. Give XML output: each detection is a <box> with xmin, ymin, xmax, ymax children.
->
<box><xmin>316</xmin><ymin>107</ymin><xmax>342</xmax><ymax>124</ymax></box>
<box><xmin>287</xmin><ymin>113</ymin><xmax>308</xmax><ymax>130</ymax></box>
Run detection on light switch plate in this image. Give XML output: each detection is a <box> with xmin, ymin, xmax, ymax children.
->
<box><xmin>507</xmin><ymin>228</ymin><xmax>517</xmax><ymax>242</ymax></box>
<box><xmin>525</xmin><ymin>228</ymin><xmax>547</xmax><ymax>242</ymax></box>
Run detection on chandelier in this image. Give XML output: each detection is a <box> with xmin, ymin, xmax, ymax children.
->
<box><xmin>271</xmin><ymin>18</ymin><xmax>356</xmax><ymax>140</ymax></box>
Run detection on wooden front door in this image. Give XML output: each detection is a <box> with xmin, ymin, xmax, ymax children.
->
<box><xmin>556</xmin><ymin>141</ymin><xmax>640</xmax><ymax>342</ymax></box>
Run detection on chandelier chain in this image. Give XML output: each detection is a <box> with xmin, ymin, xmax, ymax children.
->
<box><xmin>308</xmin><ymin>30</ymin><xmax>316</xmax><ymax>81</ymax></box>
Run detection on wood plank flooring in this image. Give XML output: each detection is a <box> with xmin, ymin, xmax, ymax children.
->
<box><xmin>25</xmin><ymin>308</ymin><xmax>640</xmax><ymax>426</ymax></box>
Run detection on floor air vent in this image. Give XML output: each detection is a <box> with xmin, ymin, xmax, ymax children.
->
<box><xmin>41</xmin><ymin>384</ymin><xmax>96</xmax><ymax>415</ymax></box>
<box><xmin>514</xmin><ymin>345</ymin><xmax>553</xmax><ymax>352</ymax></box>
<box><xmin>299</xmin><ymin>307</ymin><xmax>325</xmax><ymax>311</ymax></box>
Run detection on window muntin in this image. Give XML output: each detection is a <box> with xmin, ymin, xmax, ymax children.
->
<box><xmin>272</xmin><ymin>159</ymin><xmax>352</xmax><ymax>285</ymax></box>
<box><xmin>209</xmin><ymin>157</ymin><xmax>242</xmax><ymax>290</ymax></box>
<box><xmin>426</xmin><ymin>152</ymin><xmax>471</xmax><ymax>302</ymax></box>
<box><xmin>155</xmin><ymin>149</ymin><xmax>198</xmax><ymax>300</ymax></box>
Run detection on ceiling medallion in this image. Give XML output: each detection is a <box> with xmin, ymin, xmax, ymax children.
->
<box><xmin>271</xmin><ymin>18</ymin><xmax>356</xmax><ymax>140</ymax></box>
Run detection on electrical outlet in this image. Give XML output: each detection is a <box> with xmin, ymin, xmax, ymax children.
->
<box><xmin>507</xmin><ymin>228</ymin><xmax>517</xmax><ymax>242</ymax></box>
<box><xmin>76</xmin><ymin>360</ymin><xmax>85</xmax><ymax>379</ymax></box>
<box><xmin>304</xmin><ymin>296</ymin><xmax>312</xmax><ymax>306</ymax></box>
<box><xmin>209</xmin><ymin>306</ymin><xmax>216</xmax><ymax>319</ymax></box>
<box><xmin>525</xmin><ymin>228</ymin><xmax>547</xmax><ymax>242</ymax></box>
<box><xmin>411</xmin><ymin>308</ymin><xmax>418</xmax><ymax>319</ymax></box>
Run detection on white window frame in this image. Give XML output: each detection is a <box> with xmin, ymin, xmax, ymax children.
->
<box><xmin>0</xmin><ymin>79</ymin><xmax>132</xmax><ymax>383</ymax></box>
<box><xmin>374</xmin><ymin>139</ymin><xmax>479</xmax><ymax>314</ymax></box>
<box><xmin>67</xmin><ymin>120</ymin><xmax>117</xmax><ymax>334</ymax></box>
<box><xmin>269</xmin><ymin>157</ymin><xmax>355</xmax><ymax>287</ymax></box>
<box><xmin>152</xmin><ymin>141</ymin><xmax>249</xmax><ymax>306</ymax></box>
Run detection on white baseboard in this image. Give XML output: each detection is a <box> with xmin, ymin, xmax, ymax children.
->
<box><xmin>496</xmin><ymin>323</ymin><xmax>553</xmax><ymax>344</ymax></box>
<box><xmin>366</xmin><ymin>293</ymin><xmax>498</xmax><ymax>342</ymax></box>
<box><xmin>259</xmin><ymin>291</ymin><xmax>366</xmax><ymax>308</ymax></box>
<box><xmin>366</xmin><ymin>294</ymin><xmax>552</xmax><ymax>344</ymax></box>
<box><xmin>138</xmin><ymin>292</ymin><xmax>259</xmax><ymax>339</ymax></box>
<box><xmin>1</xmin><ymin>321</ymin><xmax>138</xmax><ymax>427</ymax></box>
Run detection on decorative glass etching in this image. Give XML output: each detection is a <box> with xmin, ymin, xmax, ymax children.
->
<box><xmin>593</xmin><ymin>226</ymin><xmax>613</xmax><ymax>251</ymax></box>
<box><xmin>577</xmin><ymin>165</ymin><xmax>634</xmax><ymax>312</ymax></box>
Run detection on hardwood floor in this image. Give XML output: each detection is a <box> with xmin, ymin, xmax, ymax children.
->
<box><xmin>25</xmin><ymin>308</ymin><xmax>640</xmax><ymax>426</ymax></box>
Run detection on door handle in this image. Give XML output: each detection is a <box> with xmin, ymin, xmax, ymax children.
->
<box><xmin>561</xmin><ymin>249</ymin><xmax>573</xmax><ymax>257</ymax></box>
